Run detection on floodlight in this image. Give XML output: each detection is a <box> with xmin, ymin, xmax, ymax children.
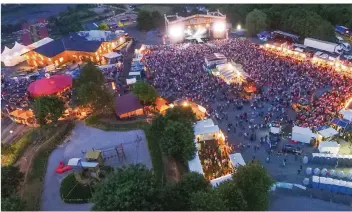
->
<box><xmin>213</xmin><ymin>22</ymin><xmax>226</xmax><ymax>32</ymax></box>
<box><xmin>168</xmin><ymin>25</ymin><xmax>183</xmax><ymax>38</ymax></box>
<box><xmin>183</xmin><ymin>101</ymin><xmax>189</xmax><ymax>107</ymax></box>
<box><xmin>237</xmin><ymin>24</ymin><xmax>241</xmax><ymax>30</ymax></box>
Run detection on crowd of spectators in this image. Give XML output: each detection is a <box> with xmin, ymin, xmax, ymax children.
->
<box><xmin>144</xmin><ymin>38</ymin><xmax>352</xmax><ymax>131</ymax></box>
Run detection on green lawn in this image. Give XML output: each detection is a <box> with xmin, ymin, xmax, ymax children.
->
<box><xmin>60</xmin><ymin>173</ymin><xmax>93</xmax><ymax>203</ymax></box>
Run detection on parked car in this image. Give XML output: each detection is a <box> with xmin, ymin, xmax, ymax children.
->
<box><xmin>282</xmin><ymin>144</ymin><xmax>302</xmax><ymax>155</ymax></box>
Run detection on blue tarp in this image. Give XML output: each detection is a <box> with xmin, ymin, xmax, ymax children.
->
<box><xmin>330</xmin><ymin>118</ymin><xmax>349</xmax><ymax>128</ymax></box>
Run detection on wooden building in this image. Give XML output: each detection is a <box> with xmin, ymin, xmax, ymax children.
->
<box><xmin>23</xmin><ymin>30</ymin><xmax>130</xmax><ymax>67</ymax></box>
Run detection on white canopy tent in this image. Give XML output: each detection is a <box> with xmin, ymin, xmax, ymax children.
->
<box><xmin>229</xmin><ymin>153</ymin><xmax>246</xmax><ymax>168</ymax></box>
<box><xmin>126</xmin><ymin>78</ymin><xmax>136</xmax><ymax>85</ymax></box>
<box><xmin>340</xmin><ymin>109</ymin><xmax>352</xmax><ymax>122</ymax></box>
<box><xmin>188</xmin><ymin>151</ymin><xmax>204</xmax><ymax>175</ymax></box>
<box><xmin>210</xmin><ymin>174</ymin><xmax>232</xmax><ymax>187</ymax></box>
<box><xmin>316</xmin><ymin>127</ymin><xmax>338</xmax><ymax>141</ymax></box>
<box><xmin>103</xmin><ymin>52</ymin><xmax>122</xmax><ymax>59</ymax></box>
<box><xmin>270</xmin><ymin>127</ymin><xmax>281</xmax><ymax>134</ymax></box>
<box><xmin>318</xmin><ymin>141</ymin><xmax>340</xmax><ymax>155</ymax></box>
<box><xmin>1</xmin><ymin>42</ymin><xmax>29</xmax><ymax>66</ymax></box>
<box><xmin>292</xmin><ymin>126</ymin><xmax>314</xmax><ymax>144</ymax></box>
<box><xmin>27</xmin><ymin>37</ymin><xmax>54</xmax><ymax>50</ymax></box>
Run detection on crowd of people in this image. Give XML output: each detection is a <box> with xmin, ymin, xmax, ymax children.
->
<box><xmin>1</xmin><ymin>77</ymin><xmax>32</xmax><ymax>111</ymax></box>
<box><xmin>198</xmin><ymin>140</ymin><xmax>232</xmax><ymax>180</ymax></box>
<box><xmin>144</xmin><ymin>38</ymin><xmax>352</xmax><ymax>132</ymax></box>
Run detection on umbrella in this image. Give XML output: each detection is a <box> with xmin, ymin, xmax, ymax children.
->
<box><xmin>303</xmin><ymin>178</ymin><xmax>310</xmax><ymax>186</ymax></box>
<box><xmin>303</xmin><ymin>156</ymin><xmax>309</xmax><ymax>164</ymax></box>
<box><xmin>337</xmin><ymin>170</ymin><xmax>345</xmax><ymax>179</ymax></box>
<box><xmin>314</xmin><ymin>168</ymin><xmax>320</xmax><ymax>175</ymax></box>
<box><xmin>329</xmin><ymin>169</ymin><xmax>336</xmax><ymax>177</ymax></box>
<box><xmin>321</xmin><ymin>168</ymin><xmax>328</xmax><ymax>176</ymax></box>
<box><xmin>306</xmin><ymin>167</ymin><xmax>312</xmax><ymax>175</ymax></box>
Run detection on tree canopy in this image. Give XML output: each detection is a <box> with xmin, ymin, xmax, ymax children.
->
<box><xmin>215</xmin><ymin>180</ymin><xmax>247</xmax><ymax>211</ymax></box>
<box><xmin>75</xmin><ymin>61</ymin><xmax>113</xmax><ymax>111</ymax></box>
<box><xmin>233</xmin><ymin>161</ymin><xmax>274</xmax><ymax>211</ymax></box>
<box><xmin>1</xmin><ymin>166</ymin><xmax>24</xmax><ymax>198</ymax></box>
<box><xmin>92</xmin><ymin>164</ymin><xmax>163</xmax><ymax>211</ymax></box>
<box><xmin>1</xmin><ymin>195</ymin><xmax>26</xmax><ymax>211</ymax></box>
<box><xmin>245</xmin><ymin>9</ymin><xmax>268</xmax><ymax>37</ymax></box>
<box><xmin>164</xmin><ymin>105</ymin><xmax>197</xmax><ymax>124</ymax></box>
<box><xmin>212</xmin><ymin>4</ymin><xmax>352</xmax><ymax>41</ymax></box>
<box><xmin>137</xmin><ymin>10</ymin><xmax>163</xmax><ymax>31</ymax></box>
<box><xmin>131</xmin><ymin>81</ymin><xmax>158</xmax><ymax>106</ymax></box>
<box><xmin>98</xmin><ymin>23</ymin><xmax>109</xmax><ymax>30</ymax></box>
<box><xmin>190</xmin><ymin>190</ymin><xmax>227</xmax><ymax>211</ymax></box>
<box><xmin>160</xmin><ymin>120</ymin><xmax>196</xmax><ymax>161</ymax></box>
<box><xmin>33</xmin><ymin>95</ymin><xmax>65</xmax><ymax>126</ymax></box>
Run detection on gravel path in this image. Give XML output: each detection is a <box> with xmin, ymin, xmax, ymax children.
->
<box><xmin>41</xmin><ymin>122</ymin><xmax>152</xmax><ymax>211</ymax></box>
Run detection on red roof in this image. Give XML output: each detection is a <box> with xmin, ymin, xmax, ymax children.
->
<box><xmin>27</xmin><ymin>75</ymin><xmax>72</xmax><ymax>97</ymax></box>
<box><xmin>115</xmin><ymin>93</ymin><xmax>143</xmax><ymax>116</ymax></box>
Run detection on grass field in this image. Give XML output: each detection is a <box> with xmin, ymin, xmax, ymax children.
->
<box><xmin>137</xmin><ymin>5</ymin><xmax>172</xmax><ymax>14</ymax></box>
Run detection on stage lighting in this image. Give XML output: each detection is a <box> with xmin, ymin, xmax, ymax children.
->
<box><xmin>213</xmin><ymin>22</ymin><xmax>226</xmax><ymax>32</ymax></box>
<box><xmin>168</xmin><ymin>25</ymin><xmax>183</xmax><ymax>38</ymax></box>
<box><xmin>237</xmin><ymin>24</ymin><xmax>242</xmax><ymax>30</ymax></box>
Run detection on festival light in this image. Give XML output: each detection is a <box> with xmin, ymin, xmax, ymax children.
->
<box><xmin>237</xmin><ymin>24</ymin><xmax>242</xmax><ymax>30</ymax></box>
<box><xmin>169</xmin><ymin>104</ymin><xmax>175</xmax><ymax>108</ymax></box>
<box><xmin>345</xmin><ymin>98</ymin><xmax>352</xmax><ymax>110</ymax></box>
<box><xmin>265</xmin><ymin>44</ymin><xmax>270</xmax><ymax>48</ymax></box>
<box><xmin>213</xmin><ymin>21</ymin><xmax>226</xmax><ymax>32</ymax></box>
<box><xmin>183</xmin><ymin>101</ymin><xmax>189</xmax><ymax>107</ymax></box>
<box><xmin>168</xmin><ymin>25</ymin><xmax>183</xmax><ymax>39</ymax></box>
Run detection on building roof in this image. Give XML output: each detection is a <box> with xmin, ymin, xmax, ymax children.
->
<box><xmin>32</xmin><ymin>35</ymin><xmax>103</xmax><ymax>58</ymax></box>
<box><xmin>27</xmin><ymin>74</ymin><xmax>72</xmax><ymax>97</ymax></box>
<box><xmin>115</xmin><ymin>93</ymin><xmax>143</xmax><ymax>116</ymax></box>
<box><xmin>85</xmin><ymin>150</ymin><xmax>102</xmax><ymax>160</ymax></box>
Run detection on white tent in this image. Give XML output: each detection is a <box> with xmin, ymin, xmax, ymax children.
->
<box><xmin>194</xmin><ymin>119</ymin><xmax>215</xmax><ymax>130</ymax></box>
<box><xmin>317</xmin><ymin>127</ymin><xmax>338</xmax><ymax>139</ymax></box>
<box><xmin>292</xmin><ymin>126</ymin><xmax>313</xmax><ymax>144</ymax></box>
<box><xmin>340</xmin><ymin>109</ymin><xmax>352</xmax><ymax>122</ymax></box>
<box><xmin>270</xmin><ymin>126</ymin><xmax>280</xmax><ymax>134</ymax></box>
<box><xmin>229</xmin><ymin>153</ymin><xmax>246</xmax><ymax>168</ymax></box>
<box><xmin>27</xmin><ymin>37</ymin><xmax>54</xmax><ymax>50</ymax></box>
<box><xmin>126</xmin><ymin>78</ymin><xmax>136</xmax><ymax>85</ymax></box>
<box><xmin>194</xmin><ymin>125</ymin><xmax>220</xmax><ymax>136</ymax></box>
<box><xmin>210</xmin><ymin>174</ymin><xmax>232</xmax><ymax>187</ymax></box>
<box><xmin>318</xmin><ymin>141</ymin><xmax>340</xmax><ymax>155</ymax></box>
<box><xmin>188</xmin><ymin>152</ymin><xmax>204</xmax><ymax>175</ymax></box>
<box><xmin>1</xmin><ymin>42</ymin><xmax>29</xmax><ymax>66</ymax></box>
<box><xmin>103</xmin><ymin>52</ymin><xmax>122</xmax><ymax>59</ymax></box>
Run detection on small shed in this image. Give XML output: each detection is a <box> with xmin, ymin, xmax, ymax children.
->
<box><xmin>85</xmin><ymin>150</ymin><xmax>104</xmax><ymax>166</ymax></box>
<box><xmin>114</xmin><ymin>93</ymin><xmax>144</xmax><ymax>119</ymax></box>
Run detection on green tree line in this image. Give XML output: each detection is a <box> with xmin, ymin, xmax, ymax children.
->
<box><xmin>208</xmin><ymin>4</ymin><xmax>352</xmax><ymax>41</ymax></box>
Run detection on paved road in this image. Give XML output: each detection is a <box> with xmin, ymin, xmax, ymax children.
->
<box><xmin>41</xmin><ymin>121</ymin><xmax>152</xmax><ymax>211</ymax></box>
<box><xmin>1</xmin><ymin>118</ymin><xmax>29</xmax><ymax>144</ymax></box>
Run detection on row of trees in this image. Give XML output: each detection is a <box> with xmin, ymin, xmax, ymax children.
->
<box><xmin>209</xmin><ymin>4</ymin><xmax>352</xmax><ymax>41</ymax></box>
<box><xmin>137</xmin><ymin>10</ymin><xmax>163</xmax><ymax>31</ymax></box>
<box><xmin>1</xmin><ymin>166</ymin><xmax>26</xmax><ymax>211</ymax></box>
<box><xmin>92</xmin><ymin>162</ymin><xmax>273</xmax><ymax>211</ymax></box>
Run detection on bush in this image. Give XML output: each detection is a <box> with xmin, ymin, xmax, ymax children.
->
<box><xmin>85</xmin><ymin>114</ymin><xmax>149</xmax><ymax>131</ymax></box>
<box><xmin>1</xmin><ymin>130</ymin><xmax>34</xmax><ymax>166</ymax></box>
<box><xmin>60</xmin><ymin>173</ymin><xmax>93</xmax><ymax>203</ymax></box>
<box><xmin>145</xmin><ymin>126</ymin><xmax>164</xmax><ymax>183</ymax></box>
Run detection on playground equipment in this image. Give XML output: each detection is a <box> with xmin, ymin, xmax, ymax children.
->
<box><xmin>55</xmin><ymin>161</ymin><xmax>72</xmax><ymax>174</ymax></box>
<box><xmin>68</xmin><ymin>158</ymin><xmax>101</xmax><ymax>183</ymax></box>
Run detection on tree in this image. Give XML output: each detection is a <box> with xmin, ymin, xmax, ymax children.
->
<box><xmin>215</xmin><ymin>180</ymin><xmax>247</xmax><ymax>211</ymax></box>
<box><xmin>98</xmin><ymin>23</ymin><xmax>109</xmax><ymax>30</ymax></box>
<box><xmin>131</xmin><ymin>81</ymin><xmax>158</xmax><ymax>106</ymax></box>
<box><xmin>233</xmin><ymin>162</ymin><xmax>274</xmax><ymax>211</ymax></box>
<box><xmin>33</xmin><ymin>95</ymin><xmax>65</xmax><ymax>126</ymax></box>
<box><xmin>137</xmin><ymin>10</ymin><xmax>153</xmax><ymax>31</ymax></box>
<box><xmin>1</xmin><ymin>166</ymin><xmax>24</xmax><ymax>198</ymax></box>
<box><xmin>151</xmin><ymin>10</ymin><xmax>163</xmax><ymax>29</ymax></box>
<box><xmin>92</xmin><ymin>164</ymin><xmax>163</xmax><ymax>211</ymax></box>
<box><xmin>161</xmin><ymin>172</ymin><xmax>210</xmax><ymax>211</ymax></box>
<box><xmin>190</xmin><ymin>191</ymin><xmax>227</xmax><ymax>211</ymax></box>
<box><xmin>149</xmin><ymin>114</ymin><xmax>166</xmax><ymax>139</ymax></box>
<box><xmin>1</xmin><ymin>195</ymin><xmax>26</xmax><ymax>211</ymax></box>
<box><xmin>164</xmin><ymin>105</ymin><xmax>197</xmax><ymax>124</ymax></box>
<box><xmin>245</xmin><ymin>9</ymin><xmax>268</xmax><ymax>36</ymax></box>
<box><xmin>75</xmin><ymin>61</ymin><xmax>113</xmax><ymax>111</ymax></box>
<box><xmin>160</xmin><ymin>120</ymin><xmax>196</xmax><ymax>161</ymax></box>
